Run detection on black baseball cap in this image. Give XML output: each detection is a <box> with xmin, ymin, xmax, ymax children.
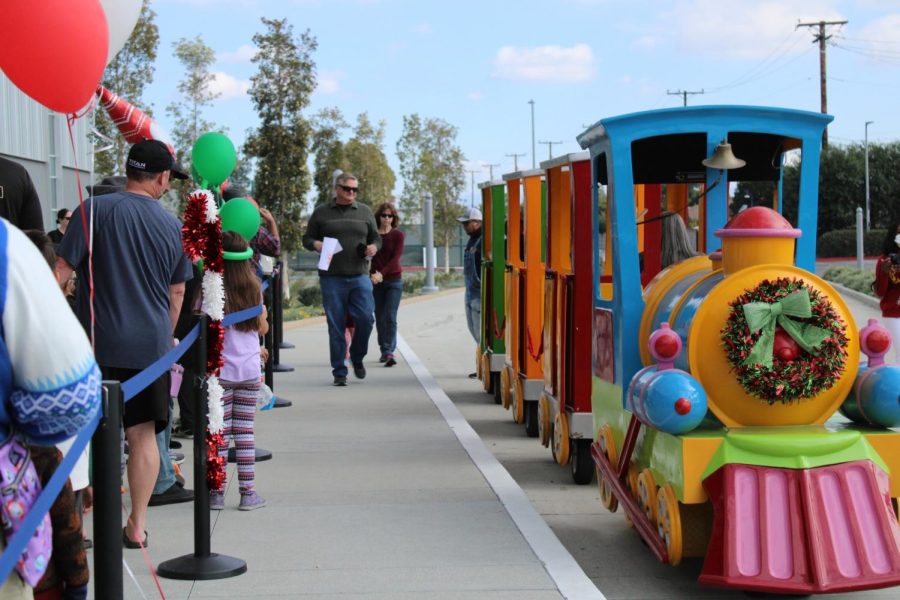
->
<box><xmin>127</xmin><ymin>139</ymin><xmax>189</xmax><ymax>180</ymax></box>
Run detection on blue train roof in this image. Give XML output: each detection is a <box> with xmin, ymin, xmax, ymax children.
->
<box><xmin>577</xmin><ymin>105</ymin><xmax>833</xmax><ymax>150</ymax></box>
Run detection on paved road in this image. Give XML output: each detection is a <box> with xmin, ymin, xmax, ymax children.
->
<box><xmin>399</xmin><ymin>288</ymin><xmax>897</xmax><ymax>599</ymax></box>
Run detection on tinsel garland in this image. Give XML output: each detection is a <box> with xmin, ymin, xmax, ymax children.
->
<box><xmin>720</xmin><ymin>277</ymin><xmax>848</xmax><ymax>403</ymax></box>
<box><xmin>206</xmin><ymin>376</ymin><xmax>225</xmax><ymax>434</ymax></box>
<box><xmin>181</xmin><ymin>188</ymin><xmax>227</xmax><ymax>489</ymax></box>
<box><xmin>206</xmin><ymin>433</ymin><xmax>227</xmax><ymax>491</ymax></box>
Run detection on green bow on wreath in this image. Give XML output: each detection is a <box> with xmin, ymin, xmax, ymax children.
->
<box><xmin>741</xmin><ymin>288</ymin><xmax>832</xmax><ymax>368</ymax></box>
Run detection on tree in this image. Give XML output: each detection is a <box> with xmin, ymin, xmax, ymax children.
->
<box><xmin>396</xmin><ymin>114</ymin><xmax>466</xmax><ymax>272</ymax></box>
<box><xmin>166</xmin><ymin>36</ymin><xmax>220</xmax><ymax>165</ymax></box>
<box><xmin>748</xmin><ymin>141</ymin><xmax>900</xmax><ymax>242</ymax></box>
<box><xmin>244</xmin><ymin>18</ymin><xmax>317</xmax><ymax>251</ymax></box>
<box><xmin>310</xmin><ymin>107</ymin><xmax>348</xmax><ymax>207</ymax></box>
<box><xmin>344</xmin><ymin>113</ymin><xmax>395</xmax><ymax>208</ymax></box>
<box><xmin>95</xmin><ymin>1</ymin><xmax>159</xmax><ymax>177</ymax></box>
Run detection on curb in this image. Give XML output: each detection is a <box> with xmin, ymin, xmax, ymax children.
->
<box><xmin>829</xmin><ymin>281</ymin><xmax>880</xmax><ymax>310</ymax></box>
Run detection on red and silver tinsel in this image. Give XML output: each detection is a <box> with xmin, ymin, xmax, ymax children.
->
<box><xmin>181</xmin><ymin>189</ymin><xmax>227</xmax><ymax>489</ymax></box>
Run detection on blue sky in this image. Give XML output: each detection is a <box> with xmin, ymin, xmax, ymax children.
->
<box><xmin>145</xmin><ymin>0</ymin><xmax>900</xmax><ymax>202</ymax></box>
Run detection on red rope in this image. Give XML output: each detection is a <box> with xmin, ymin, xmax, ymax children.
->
<box><xmin>65</xmin><ymin>112</ymin><xmax>95</xmax><ymax>348</ymax></box>
<box><xmin>526</xmin><ymin>326</ymin><xmax>544</xmax><ymax>362</ymax></box>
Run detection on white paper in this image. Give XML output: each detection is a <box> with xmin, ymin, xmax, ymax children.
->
<box><xmin>318</xmin><ymin>237</ymin><xmax>343</xmax><ymax>271</ymax></box>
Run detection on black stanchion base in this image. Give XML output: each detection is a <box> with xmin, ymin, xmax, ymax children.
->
<box><xmin>228</xmin><ymin>447</ymin><xmax>273</xmax><ymax>463</ymax></box>
<box><xmin>273</xmin><ymin>396</ymin><xmax>292</xmax><ymax>408</ymax></box>
<box><xmin>278</xmin><ymin>342</ymin><xmax>295</xmax><ymax>349</ymax></box>
<box><xmin>273</xmin><ymin>363</ymin><xmax>294</xmax><ymax>372</ymax></box>
<box><xmin>157</xmin><ymin>553</ymin><xmax>247</xmax><ymax>580</ymax></box>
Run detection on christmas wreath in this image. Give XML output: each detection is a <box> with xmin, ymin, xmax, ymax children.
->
<box><xmin>720</xmin><ymin>277</ymin><xmax>849</xmax><ymax>403</ymax></box>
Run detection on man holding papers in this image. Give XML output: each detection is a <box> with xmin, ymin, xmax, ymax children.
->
<box><xmin>302</xmin><ymin>172</ymin><xmax>381</xmax><ymax>386</ymax></box>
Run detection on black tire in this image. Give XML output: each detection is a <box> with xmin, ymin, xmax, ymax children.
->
<box><xmin>492</xmin><ymin>372</ymin><xmax>502</xmax><ymax>404</ymax></box>
<box><xmin>524</xmin><ymin>401</ymin><xmax>539</xmax><ymax>437</ymax></box>
<box><xmin>571</xmin><ymin>439</ymin><xmax>595</xmax><ymax>485</ymax></box>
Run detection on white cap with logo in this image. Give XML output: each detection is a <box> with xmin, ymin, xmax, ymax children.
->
<box><xmin>457</xmin><ymin>207</ymin><xmax>483</xmax><ymax>223</ymax></box>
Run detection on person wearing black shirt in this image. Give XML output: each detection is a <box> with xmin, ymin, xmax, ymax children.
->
<box><xmin>0</xmin><ymin>155</ymin><xmax>43</xmax><ymax>230</ymax></box>
<box><xmin>48</xmin><ymin>208</ymin><xmax>72</xmax><ymax>245</ymax></box>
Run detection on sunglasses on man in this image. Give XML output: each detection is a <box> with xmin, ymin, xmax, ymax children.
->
<box><xmin>339</xmin><ymin>185</ymin><xmax>358</xmax><ymax>193</ymax></box>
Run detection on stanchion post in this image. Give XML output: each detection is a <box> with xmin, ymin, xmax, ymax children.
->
<box><xmin>93</xmin><ymin>381</ymin><xmax>123</xmax><ymax>600</ymax></box>
<box><xmin>264</xmin><ymin>281</ymin><xmax>275</xmax><ymax>391</ymax></box>
<box><xmin>271</xmin><ymin>266</ymin><xmax>294</xmax><ymax>373</ymax></box>
<box><xmin>276</xmin><ymin>260</ymin><xmax>295</xmax><ymax>349</ymax></box>
<box><xmin>192</xmin><ymin>316</ymin><xmax>211</xmax><ymax>556</ymax></box>
<box><xmin>272</xmin><ymin>268</ymin><xmax>282</xmax><ymax>367</ymax></box>
<box><xmin>157</xmin><ymin>314</ymin><xmax>247</xmax><ymax>580</ymax></box>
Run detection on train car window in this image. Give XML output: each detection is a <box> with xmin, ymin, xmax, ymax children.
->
<box><xmin>726</xmin><ymin>132</ymin><xmax>802</xmax><ymax>227</ymax></box>
<box><xmin>598</xmin><ymin>180</ymin><xmax>612</xmax><ymax>301</ymax></box>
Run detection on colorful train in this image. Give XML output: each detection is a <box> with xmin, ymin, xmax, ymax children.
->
<box><xmin>475</xmin><ymin>105</ymin><xmax>900</xmax><ymax>594</ymax></box>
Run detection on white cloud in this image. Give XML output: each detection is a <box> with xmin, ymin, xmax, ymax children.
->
<box><xmin>662</xmin><ymin>0</ymin><xmax>844</xmax><ymax>59</ymax></box>
<box><xmin>493</xmin><ymin>44</ymin><xmax>595</xmax><ymax>82</ymax></box>
<box><xmin>413</xmin><ymin>22</ymin><xmax>432</xmax><ymax>34</ymax></box>
<box><xmin>218</xmin><ymin>44</ymin><xmax>257</xmax><ymax>63</ymax></box>
<box><xmin>634</xmin><ymin>36</ymin><xmax>658</xmax><ymax>50</ymax></box>
<box><xmin>317</xmin><ymin>70</ymin><xmax>343</xmax><ymax>94</ymax></box>
<box><xmin>208</xmin><ymin>71</ymin><xmax>251</xmax><ymax>99</ymax></box>
<box><xmin>467</xmin><ymin>91</ymin><xmax>483</xmax><ymax>101</ymax></box>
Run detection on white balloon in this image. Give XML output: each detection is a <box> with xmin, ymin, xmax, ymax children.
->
<box><xmin>100</xmin><ymin>0</ymin><xmax>143</xmax><ymax>64</ymax></box>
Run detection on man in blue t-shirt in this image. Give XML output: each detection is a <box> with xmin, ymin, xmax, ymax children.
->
<box><xmin>56</xmin><ymin>139</ymin><xmax>194</xmax><ymax>549</ymax></box>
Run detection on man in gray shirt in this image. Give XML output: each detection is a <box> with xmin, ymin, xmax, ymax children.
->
<box><xmin>302</xmin><ymin>172</ymin><xmax>381</xmax><ymax>386</ymax></box>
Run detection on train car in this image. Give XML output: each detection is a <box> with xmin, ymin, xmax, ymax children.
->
<box><xmin>580</xmin><ymin>105</ymin><xmax>900</xmax><ymax>594</ymax></box>
<box><xmin>500</xmin><ymin>168</ymin><xmax>546</xmax><ymax>436</ymax></box>
<box><xmin>539</xmin><ymin>152</ymin><xmax>597</xmax><ymax>483</ymax></box>
<box><xmin>477</xmin><ymin>179</ymin><xmax>506</xmax><ymax>401</ymax></box>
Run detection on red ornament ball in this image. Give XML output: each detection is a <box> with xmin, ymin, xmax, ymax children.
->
<box><xmin>653</xmin><ymin>333</ymin><xmax>679</xmax><ymax>360</ymax></box>
<box><xmin>674</xmin><ymin>398</ymin><xmax>692</xmax><ymax>416</ymax></box>
<box><xmin>866</xmin><ymin>329</ymin><xmax>891</xmax><ymax>354</ymax></box>
<box><xmin>773</xmin><ymin>328</ymin><xmax>800</xmax><ymax>362</ymax></box>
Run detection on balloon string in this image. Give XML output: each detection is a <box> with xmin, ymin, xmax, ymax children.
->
<box><xmin>66</xmin><ymin>112</ymin><xmax>96</xmax><ymax>351</ymax></box>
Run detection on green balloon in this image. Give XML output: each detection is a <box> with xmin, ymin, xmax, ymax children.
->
<box><xmin>191</xmin><ymin>132</ymin><xmax>236</xmax><ymax>187</ymax></box>
<box><xmin>220</xmin><ymin>198</ymin><xmax>261</xmax><ymax>241</ymax></box>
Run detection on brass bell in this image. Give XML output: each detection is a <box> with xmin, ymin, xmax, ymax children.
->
<box><xmin>702</xmin><ymin>141</ymin><xmax>746</xmax><ymax>170</ymax></box>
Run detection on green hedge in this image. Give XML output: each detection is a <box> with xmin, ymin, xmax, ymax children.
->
<box><xmin>817</xmin><ymin>229</ymin><xmax>887</xmax><ymax>258</ymax></box>
<box><xmin>821</xmin><ymin>265</ymin><xmax>876</xmax><ymax>297</ymax></box>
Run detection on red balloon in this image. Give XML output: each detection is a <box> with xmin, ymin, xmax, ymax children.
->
<box><xmin>0</xmin><ymin>1</ymin><xmax>109</xmax><ymax>113</ymax></box>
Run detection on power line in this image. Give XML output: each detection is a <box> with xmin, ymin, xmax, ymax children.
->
<box><xmin>538</xmin><ymin>140</ymin><xmax>563</xmax><ymax>160</ymax></box>
<box><xmin>485</xmin><ymin>163</ymin><xmax>501</xmax><ymax>180</ymax></box>
<box><xmin>666</xmin><ymin>89</ymin><xmax>704</xmax><ymax>106</ymax></box>
<box><xmin>796</xmin><ymin>19</ymin><xmax>849</xmax><ymax>148</ymax></box>
<box><xmin>706</xmin><ymin>28</ymin><xmax>807</xmax><ymax>93</ymax></box>
<box><xmin>505</xmin><ymin>152</ymin><xmax>526</xmax><ymax>171</ymax></box>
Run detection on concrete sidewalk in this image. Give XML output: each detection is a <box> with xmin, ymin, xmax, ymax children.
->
<box><xmin>94</xmin><ymin>292</ymin><xmax>599</xmax><ymax>599</ymax></box>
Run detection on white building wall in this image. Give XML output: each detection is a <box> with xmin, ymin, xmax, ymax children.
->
<box><xmin>1</xmin><ymin>73</ymin><xmax>93</xmax><ymax>229</ymax></box>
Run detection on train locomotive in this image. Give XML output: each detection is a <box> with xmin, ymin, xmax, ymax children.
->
<box><xmin>575</xmin><ymin>105</ymin><xmax>900</xmax><ymax>594</ymax></box>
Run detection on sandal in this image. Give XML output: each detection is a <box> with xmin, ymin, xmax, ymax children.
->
<box><xmin>122</xmin><ymin>527</ymin><xmax>148</xmax><ymax>549</ymax></box>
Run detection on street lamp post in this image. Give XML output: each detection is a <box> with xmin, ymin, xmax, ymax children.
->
<box><xmin>865</xmin><ymin>120</ymin><xmax>873</xmax><ymax>231</ymax></box>
<box><xmin>528</xmin><ymin>100</ymin><xmax>535</xmax><ymax>168</ymax></box>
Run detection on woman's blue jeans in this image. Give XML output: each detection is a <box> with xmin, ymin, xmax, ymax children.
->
<box><xmin>320</xmin><ymin>274</ymin><xmax>375</xmax><ymax>377</ymax></box>
<box><xmin>373</xmin><ymin>279</ymin><xmax>403</xmax><ymax>355</ymax></box>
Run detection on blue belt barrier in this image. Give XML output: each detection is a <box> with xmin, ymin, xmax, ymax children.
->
<box><xmin>0</xmin><ymin>300</ymin><xmax>264</xmax><ymax>585</ymax></box>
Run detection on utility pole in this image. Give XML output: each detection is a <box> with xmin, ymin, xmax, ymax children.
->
<box><xmin>796</xmin><ymin>19</ymin><xmax>848</xmax><ymax>148</ymax></box>
<box><xmin>466</xmin><ymin>169</ymin><xmax>479</xmax><ymax>207</ymax></box>
<box><xmin>865</xmin><ymin>120</ymin><xmax>873</xmax><ymax>231</ymax></box>
<box><xmin>538</xmin><ymin>140</ymin><xmax>563</xmax><ymax>160</ymax></box>
<box><xmin>666</xmin><ymin>89</ymin><xmax>704</xmax><ymax>106</ymax></box>
<box><xmin>485</xmin><ymin>163</ymin><xmax>501</xmax><ymax>180</ymax></box>
<box><xmin>505</xmin><ymin>152</ymin><xmax>526</xmax><ymax>172</ymax></box>
<box><xmin>528</xmin><ymin>99</ymin><xmax>536</xmax><ymax>168</ymax></box>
